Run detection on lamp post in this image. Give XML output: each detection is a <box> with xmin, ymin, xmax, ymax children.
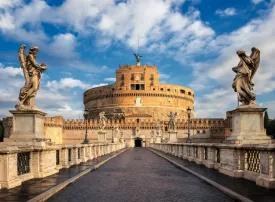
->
<box><xmin>111</xmin><ymin>124</ymin><xmax>114</xmax><ymax>143</ymax></box>
<box><xmin>186</xmin><ymin>106</ymin><xmax>192</xmax><ymax>143</ymax></box>
<box><xmin>82</xmin><ymin>109</ymin><xmax>89</xmax><ymax>144</ymax></box>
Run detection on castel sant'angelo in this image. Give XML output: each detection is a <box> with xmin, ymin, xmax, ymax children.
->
<box><xmin>3</xmin><ymin>54</ymin><xmax>227</xmax><ymax>147</ymax></box>
<box><xmin>84</xmin><ymin>56</ymin><xmax>194</xmax><ymax>121</ymax></box>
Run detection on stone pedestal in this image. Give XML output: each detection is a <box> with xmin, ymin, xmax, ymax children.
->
<box><xmin>4</xmin><ymin>110</ymin><xmax>50</xmax><ymax>143</ymax></box>
<box><xmin>155</xmin><ymin>136</ymin><xmax>162</xmax><ymax>143</ymax></box>
<box><xmin>168</xmin><ymin>131</ymin><xmax>178</xmax><ymax>143</ymax></box>
<box><xmin>97</xmin><ymin>131</ymin><xmax>106</xmax><ymax>142</ymax></box>
<box><xmin>113</xmin><ymin>137</ymin><xmax>119</xmax><ymax>143</ymax></box>
<box><xmin>150</xmin><ymin>138</ymin><xmax>154</xmax><ymax>143</ymax></box>
<box><xmin>226</xmin><ymin>108</ymin><xmax>272</xmax><ymax>144</ymax></box>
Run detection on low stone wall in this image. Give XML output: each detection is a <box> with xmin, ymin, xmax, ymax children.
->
<box><xmin>150</xmin><ymin>143</ymin><xmax>275</xmax><ymax>189</ymax></box>
<box><xmin>0</xmin><ymin>142</ymin><xmax>126</xmax><ymax>189</ymax></box>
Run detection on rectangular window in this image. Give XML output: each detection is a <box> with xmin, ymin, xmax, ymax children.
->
<box><xmin>131</xmin><ymin>84</ymin><xmax>145</xmax><ymax>90</ymax></box>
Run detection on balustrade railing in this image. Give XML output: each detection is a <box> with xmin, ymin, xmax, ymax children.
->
<box><xmin>150</xmin><ymin>143</ymin><xmax>275</xmax><ymax>189</ymax></box>
<box><xmin>0</xmin><ymin>142</ymin><xmax>126</xmax><ymax>189</ymax></box>
<box><xmin>17</xmin><ymin>152</ymin><xmax>30</xmax><ymax>175</ymax></box>
<box><xmin>245</xmin><ymin>149</ymin><xmax>260</xmax><ymax>173</ymax></box>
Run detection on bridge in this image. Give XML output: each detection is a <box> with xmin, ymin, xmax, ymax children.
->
<box><xmin>0</xmin><ymin>145</ymin><xmax>275</xmax><ymax>202</ymax></box>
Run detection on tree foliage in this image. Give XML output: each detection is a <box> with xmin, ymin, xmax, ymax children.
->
<box><xmin>264</xmin><ymin>111</ymin><xmax>269</xmax><ymax>129</ymax></box>
<box><xmin>0</xmin><ymin>120</ymin><xmax>4</xmax><ymax>142</ymax></box>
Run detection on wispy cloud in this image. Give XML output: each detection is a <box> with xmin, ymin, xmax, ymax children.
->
<box><xmin>215</xmin><ymin>8</ymin><xmax>237</xmax><ymax>17</ymax></box>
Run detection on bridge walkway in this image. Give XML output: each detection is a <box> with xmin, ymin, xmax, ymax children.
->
<box><xmin>47</xmin><ymin>148</ymin><xmax>233</xmax><ymax>202</ymax></box>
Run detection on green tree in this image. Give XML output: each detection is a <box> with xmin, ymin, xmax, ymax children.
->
<box><xmin>0</xmin><ymin>120</ymin><xmax>4</xmax><ymax>142</ymax></box>
<box><xmin>266</xmin><ymin>118</ymin><xmax>275</xmax><ymax>137</ymax></box>
<box><xmin>264</xmin><ymin>111</ymin><xmax>269</xmax><ymax>129</ymax></box>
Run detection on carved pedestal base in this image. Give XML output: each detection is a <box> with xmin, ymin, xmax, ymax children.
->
<box><xmin>4</xmin><ymin>110</ymin><xmax>50</xmax><ymax>145</ymax></box>
<box><xmin>113</xmin><ymin>137</ymin><xmax>119</xmax><ymax>143</ymax></box>
<box><xmin>155</xmin><ymin>136</ymin><xmax>162</xmax><ymax>143</ymax></box>
<box><xmin>97</xmin><ymin>131</ymin><xmax>106</xmax><ymax>142</ymax></box>
<box><xmin>168</xmin><ymin>131</ymin><xmax>178</xmax><ymax>143</ymax></box>
<box><xmin>225</xmin><ymin>108</ymin><xmax>272</xmax><ymax>144</ymax></box>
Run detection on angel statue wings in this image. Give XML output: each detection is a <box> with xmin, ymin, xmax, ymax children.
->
<box><xmin>232</xmin><ymin>47</ymin><xmax>260</xmax><ymax>107</ymax></box>
<box><xmin>16</xmin><ymin>45</ymin><xmax>47</xmax><ymax>111</ymax></box>
<box><xmin>134</xmin><ymin>53</ymin><xmax>142</xmax><ymax>63</ymax></box>
<box><xmin>167</xmin><ymin>111</ymin><xmax>177</xmax><ymax>131</ymax></box>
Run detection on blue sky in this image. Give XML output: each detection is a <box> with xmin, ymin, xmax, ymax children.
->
<box><xmin>0</xmin><ymin>0</ymin><xmax>275</xmax><ymax>119</ymax></box>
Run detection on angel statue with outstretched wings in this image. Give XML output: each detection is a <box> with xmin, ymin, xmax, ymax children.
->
<box><xmin>232</xmin><ymin>47</ymin><xmax>260</xmax><ymax>107</ymax></box>
<box><xmin>16</xmin><ymin>45</ymin><xmax>47</xmax><ymax>111</ymax></box>
<box><xmin>167</xmin><ymin>111</ymin><xmax>177</xmax><ymax>131</ymax></box>
<box><xmin>134</xmin><ymin>53</ymin><xmax>142</xmax><ymax>63</ymax></box>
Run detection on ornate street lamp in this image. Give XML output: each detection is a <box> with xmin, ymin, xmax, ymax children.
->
<box><xmin>82</xmin><ymin>109</ymin><xmax>89</xmax><ymax>144</ymax></box>
<box><xmin>186</xmin><ymin>106</ymin><xmax>192</xmax><ymax>143</ymax></box>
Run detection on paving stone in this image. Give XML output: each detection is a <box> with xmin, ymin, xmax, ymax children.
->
<box><xmin>0</xmin><ymin>150</ymin><xmax>122</xmax><ymax>202</ymax></box>
<box><xmin>47</xmin><ymin>148</ymin><xmax>233</xmax><ymax>202</ymax></box>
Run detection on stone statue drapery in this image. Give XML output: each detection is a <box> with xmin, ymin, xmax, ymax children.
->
<box><xmin>99</xmin><ymin>112</ymin><xmax>107</xmax><ymax>131</ymax></box>
<box><xmin>167</xmin><ymin>112</ymin><xmax>177</xmax><ymax>131</ymax></box>
<box><xmin>232</xmin><ymin>47</ymin><xmax>260</xmax><ymax>107</ymax></box>
<box><xmin>16</xmin><ymin>45</ymin><xmax>47</xmax><ymax>111</ymax></box>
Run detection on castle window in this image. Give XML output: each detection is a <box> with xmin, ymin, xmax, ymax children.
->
<box><xmin>131</xmin><ymin>74</ymin><xmax>134</xmax><ymax>80</ymax></box>
<box><xmin>150</xmin><ymin>74</ymin><xmax>154</xmax><ymax>80</ymax></box>
<box><xmin>131</xmin><ymin>84</ymin><xmax>145</xmax><ymax>90</ymax></box>
<box><xmin>160</xmin><ymin>88</ymin><xmax>164</xmax><ymax>91</ymax></box>
<box><xmin>188</xmin><ymin>92</ymin><xmax>191</xmax><ymax>96</ymax></box>
<box><xmin>167</xmin><ymin>89</ymin><xmax>170</xmax><ymax>91</ymax></box>
<box><xmin>153</xmin><ymin>88</ymin><xmax>155</xmax><ymax>90</ymax></box>
<box><xmin>121</xmin><ymin>74</ymin><xmax>124</xmax><ymax>80</ymax></box>
<box><xmin>203</xmin><ymin>130</ymin><xmax>206</xmax><ymax>133</ymax></box>
<box><xmin>197</xmin><ymin>130</ymin><xmax>200</xmax><ymax>134</ymax></box>
<box><xmin>141</xmin><ymin>74</ymin><xmax>144</xmax><ymax>81</ymax></box>
<box><xmin>180</xmin><ymin>90</ymin><xmax>185</xmax><ymax>94</ymax></box>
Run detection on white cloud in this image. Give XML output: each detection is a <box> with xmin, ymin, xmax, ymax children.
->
<box><xmin>190</xmin><ymin>4</ymin><xmax>275</xmax><ymax>118</ymax></box>
<box><xmin>159</xmin><ymin>73</ymin><xmax>170</xmax><ymax>80</ymax></box>
<box><xmin>0</xmin><ymin>0</ymin><xmax>214</xmax><ymax>59</ymax></box>
<box><xmin>251</xmin><ymin>0</ymin><xmax>263</xmax><ymax>4</ymax></box>
<box><xmin>0</xmin><ymin>65</ymin><xmax>22</xmax><ymax>77</ymax></box>
<box><xmin>104</xmin><ymin>77</ymin><xmax>116</xmax><ymax>82</ymax></box>
<box><xmin>46</xmin><ymin>78</ymin><xmax>91</xmax><ymax>90</ymax></box>
<box><xmin>215</xmin><ymin>8</ymin><xmax>237</xmax><ymax>17</ymax></box>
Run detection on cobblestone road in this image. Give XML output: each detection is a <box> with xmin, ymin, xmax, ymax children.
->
<box><xmin>47</xmin><ymin>148</ymin><xmax>233</xmax><ymax>202</ymax></box>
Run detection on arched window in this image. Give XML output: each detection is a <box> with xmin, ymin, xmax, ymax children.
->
<box><xmin>180</xmin><ymin>89</ymin><xmax>185</xmax><ymax>94</ymax></box>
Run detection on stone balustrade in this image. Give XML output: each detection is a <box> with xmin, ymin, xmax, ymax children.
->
<box><xmin>0</xmin><ymin>142</ymin><xmax>126</xmax><ymax>189</ymax></box>
<box><xmin>150</xmin><ymin>143</ymin><xmax>275</xmax><ymax>189</ymax></box>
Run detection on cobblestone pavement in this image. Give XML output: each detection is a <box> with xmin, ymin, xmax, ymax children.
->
<box><xmin>0</xmin><ymin>150</ymin><xmax>123</xmax><ymax>202</ymax></box>
<box><xmin>47</xmin><ymin>148</ymin><xmax>233</xmax><ymax>202</ymax></box>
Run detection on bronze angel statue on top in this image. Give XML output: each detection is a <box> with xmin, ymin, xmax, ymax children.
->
<box><xmin>16</xmin><ymin>45</ymin><xmax>47</xmax><ymax>111</ymax></box>
<box><xmin>232</xmin><ymin>47</ymin><xmax>260</xmax><ymax>107</ymax></box>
